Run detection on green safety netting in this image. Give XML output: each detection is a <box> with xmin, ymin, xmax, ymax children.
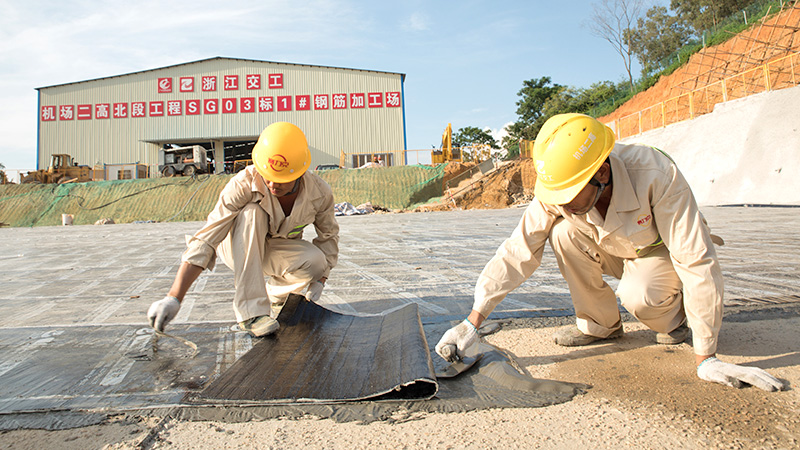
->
<box><xmin>0</xmin><ymin>175</ymin><xmax>230</xmax><ymax>227</ymax></box>
<box><xmin>0</xmin><ymin>164</ymin><xmax>445</xmax><ymax>228</ymax></box>
<box><xmin>318</xmin><ymin>164</ymin><xmax>445</xmax><ymax>210</ymax></box>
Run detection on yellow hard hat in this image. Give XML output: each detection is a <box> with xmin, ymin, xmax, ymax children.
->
<box><xmin>532</xmin><ymin>113</ymin><xmax>615</xmax><ymax>205</ymax></box>
<box><xmin>252</xmin><ymin>122</ymin><xmax>311</xmax><ymax>183</ymax></box>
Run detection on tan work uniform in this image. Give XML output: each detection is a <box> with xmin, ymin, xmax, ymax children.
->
<box><xmin>182</xmin><ymin>166</ymin><xmax>339</xmax><ymax>323</ymax></box>
<box><xmin>474</xmin><ymin>144</ymin><xmax>723</xmax><ymax>356</ymax></box>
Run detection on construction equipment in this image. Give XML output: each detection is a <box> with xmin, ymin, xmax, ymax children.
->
<box><xmin>432</xmin><ymin>123</ymin><xmax>461</xmax><ymax>164</ymax></box>
<box><xmin>158</xmin><ymin>145</ymin><xmax>208</xmax><ymax>177</ymax></box>
<box><xmin>232</xmin><ymin>159</ymin><xmax>252</xmax><ymax>173</ymax></box>
<box><xmin>21</xmin><ymin>154</ymin><xmax>93</xmax><ymax>184</ymax></box>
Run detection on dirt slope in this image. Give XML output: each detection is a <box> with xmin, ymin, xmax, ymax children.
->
<box><xmin>599</xmin><ymin>3</ymin><xmax>800</xmax><ymax>124</ymax></box>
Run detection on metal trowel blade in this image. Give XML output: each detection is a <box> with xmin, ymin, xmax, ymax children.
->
<box><xmin>435</xmin><ymin>353</ymin><xmax>483</xmax><ymax>379</ymax></box>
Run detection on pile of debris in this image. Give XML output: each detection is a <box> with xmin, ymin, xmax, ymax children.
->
<box><xmin>417</xmin><ymin>158</ymin><xmax>537</xmax><ymax>212</ymax></box>
<box><xmin>334</xmin><ymin>202</ymin><xmax>391</xmax><ymax>216</ymax></box>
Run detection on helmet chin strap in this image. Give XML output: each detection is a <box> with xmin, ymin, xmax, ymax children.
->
<box><xmin>571</xmin><ymin>177</ymin><xmax>606</xmax><ymax>215</ymax></box>
<box><xmin>280</xmin><ymin>179</ymin><xmax>300</xmax><ymax>197</ymax></box>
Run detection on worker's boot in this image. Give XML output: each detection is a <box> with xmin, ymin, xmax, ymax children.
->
<box><xmin>239</xmin><ymin>315</ymin><xmax>280</xmax><ymax>337</ymax></box>
<box><xmin>656</xmin><ymin>322</ymin><xmax>690</xmax><ymax>345</ymax></box>
<box><xmin>553</xmin><ymin>326</ymin><xmax>623</xmax><ymax>347</ymax></box>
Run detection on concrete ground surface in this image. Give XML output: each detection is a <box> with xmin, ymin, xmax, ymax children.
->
<box><xmin>0</xmin><ymin>206</ymin><xmax>799</xmax><ymax>449</ymax></box>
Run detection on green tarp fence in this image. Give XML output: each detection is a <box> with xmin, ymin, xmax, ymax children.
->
<box><xmin>317</xmin><ymin>164</ymin><xmax>445</xmax><ymax>211</ymax></box>
<box><xmin>0</xmin><ymin>165</ymin><xmax>445</xmax><ymax>228</ymax></box>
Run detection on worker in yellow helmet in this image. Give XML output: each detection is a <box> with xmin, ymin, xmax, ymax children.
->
<box><xmin>148</xmin><ymin>122</ymin><xmax>339</xmax><ymax>337</ymax></box>
<box><xmin>436</xmin><ymin>113</ymin><xmax>784</xmax><ymax>392</ymax></box>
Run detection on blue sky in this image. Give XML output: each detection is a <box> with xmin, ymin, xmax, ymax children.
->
<box><xmin>0</xmin><ymin>0</ymin><xmax>649</xmax><ymax>171</ymax></box>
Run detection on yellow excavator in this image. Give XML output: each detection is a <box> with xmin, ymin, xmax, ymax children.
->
<box><xmin>21</xmin><ymin>154</ymin><xmax>93</xmax><ymax>184</ymax></box>
<box><xmin>431</xmin><ymin>123</ymin><xmax>461</xmax><ymax>164</ymax></box>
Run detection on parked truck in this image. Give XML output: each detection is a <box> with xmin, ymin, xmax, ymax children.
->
<box><xmin>158</xmin><ymin>145</ymin><xmax>209</xmax><ymax>177</ymax></box>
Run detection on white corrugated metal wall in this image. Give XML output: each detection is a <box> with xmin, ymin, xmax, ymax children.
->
<box><xmin>36</xmin><ymin>57</ymin><xmax>406</xmax><ymax>172</ymax></box>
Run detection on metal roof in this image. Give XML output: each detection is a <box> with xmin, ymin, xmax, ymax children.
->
<box><xmin>35</xmin><ymin>56</ymin><xmax>406</xmax><ymax>90</ymax></box>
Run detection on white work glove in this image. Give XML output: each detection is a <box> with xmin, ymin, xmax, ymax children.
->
<box><xmin>306</xmin><ymin>280</ymin><xmax>324</xmax><ymax>302</ymax></box>
<box><xmin>147</xmin><ymin>296</ymin><xmax>181</xmax><ymax>332</ymax></box>
<box><xmin>697</xmin><ymin>357</ymin><xmax>785</xmax><ymax>392</ymax></box>
<box><xmin>435</xmin><ymin>319</ymin><xmax>479</xmax><ymax>363</ymax></box>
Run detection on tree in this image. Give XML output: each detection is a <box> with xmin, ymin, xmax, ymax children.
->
<box><xmin>512</xmin><ymin>77</ymin><xmax>564</xmax><ymax>140</ymax></box>
<box><xmin>629</xmin><ymin>5</ymin><xmax>693</xmax><ymax>75</ymax></box>
<box><xmin>586</xmin><ymin>0</ymin><xmax>648</xmax><ymax>92</ymax></box>
<box><xmin>0</xmin><ymin>162</ymin><xmax>6</xmax><ymax>184</ymax></box>
<box><xmin>452</xmin><ymin>126</ymin><xmax>499</xmax><ymax>149</ymax></box>
<box><xmin>452</xmin><ymin>126</ymin><xmax>499</xmax><ymax>162</ymax></box>
<box><xmin>541</xmin><ymin>81</ymin><xmax>623</xmax><ymax>118</ymax></box>
<box><xmin>501</xmin><ymin>76</ymin><xmax>625</xmax><ymax>160</ymax></box>
<box><xmin>500</xmin><ymin>135</ymin><xmax>520</xmax><ymax>160</ymax></box>
<box><xmin>499</xmin><ymin>76</ymin><xmax>562</xmax><ymax>160</ymax></box>
<box><xmin>669</xmin><ymin>0</ymin><xmax>756</xmax><ymax>34</ymax></box>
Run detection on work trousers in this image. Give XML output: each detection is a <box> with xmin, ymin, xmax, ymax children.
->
<box><xmin>549</xmin><ymin>218</ymin><xmax>685</xmax><ymax>338</ymax></box>
<box><xmin>217</xmin><ymin>203</ymin><xmax>327</xmax><ymax>323</ymax></box>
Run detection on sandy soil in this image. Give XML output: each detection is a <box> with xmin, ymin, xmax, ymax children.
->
<box><xmin>2</xmin><ymin>307</ymin><xmax>797</xmax><ymax>450</ymax></box>
<box><xmin>417</xmin><ymin>158</ymin><xmax>537</xmax><ymax>212</ymax></box>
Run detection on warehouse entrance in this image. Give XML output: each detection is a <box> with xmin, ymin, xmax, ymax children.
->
<box><xmin>221</xmin><ymin>140</ymin><xmax>256</xmax><ymax>173</ymax></box>
<box><xmin>157</xmin><ymin>139</ymin><xmax>257</xmax><ymax>175</ymax></box>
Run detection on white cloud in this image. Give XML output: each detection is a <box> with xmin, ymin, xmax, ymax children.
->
<box><xmin>487</xmin><ymin>122</ymin><xmax>513</xmax><ymax>144</ymax></box>
<box><xmin>0</xmin><ymin>0</ymin><xmax>373</xmax><ymax>169</ymax></box>
<box><xmin>402</xmin><ymin>12</ymin><xmax>430</xmax><ymax>31</ymax></box>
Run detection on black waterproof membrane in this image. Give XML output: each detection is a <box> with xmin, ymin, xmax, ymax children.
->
<box><xmin>193</xmin><ymin>294</ymin><xmax>438</xmax><ymax>404</ymax></box>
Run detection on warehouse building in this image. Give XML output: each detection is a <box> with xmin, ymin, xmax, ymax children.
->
<box><xmin>36</xmin><ymin>57</ymin><xmax>407</xmax><ymax>177</ymax></box>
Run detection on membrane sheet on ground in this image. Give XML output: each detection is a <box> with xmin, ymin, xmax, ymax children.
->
<box><xmin>193</xmin><ymin>294</ymin><xmax>438</xmax><ymax>404</ymax></box>
<box><xmin>0</xmin><ymin>296</ymin><xmax>592</xmax><ymax>429</ymax></box>
<box><xmin>177</xmin><ymin>321</ymin><xmax>589</xmax><ymax>425</ymax></box>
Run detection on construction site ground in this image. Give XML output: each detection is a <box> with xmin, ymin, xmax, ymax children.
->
<box><xmin>0</xmin><ymin>206</ymin><xmax>798</xmax><ymax>449</ymax></box>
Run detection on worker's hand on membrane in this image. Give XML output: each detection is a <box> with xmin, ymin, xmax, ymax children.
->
<box><xmin>435</xmin><ymin>319</ymin><xmax>479</xmax><ymax>363</ymax></box>
<box><xmin>147</xmin><ymin>296</ymin><xmax>181</xmax><ymax>332</ymax></box>
<box><xmin>697</xmin><ymin>357</ymin><xmax>785</xmax><ymax>391</ymax></box>
<box><xmin>306</xmin><ymin>279</ymin><xmax>325</xmax><ymax>302</ymax></box>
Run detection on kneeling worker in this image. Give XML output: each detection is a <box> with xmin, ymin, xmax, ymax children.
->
<box><xmin>436</xmin><ymin>113</ymin><xmax>783</xmax><ymax>391</ymax></box>
<box><xmin>148</xmin><ymin>122</ymin><xmax>339</xmax><ymax>337</ymax></box>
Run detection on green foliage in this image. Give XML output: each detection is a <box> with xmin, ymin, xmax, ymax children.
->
<box><xmin>586</xmin><ymin>84</ymin><xmax>636</xmax><ymax>118</ymax></box>
<box><xmin>643</xmin><ymin>0</ymin><xmax>782</xmax><ymax>80</ymax></box>
<box><xmin>499</xmin><ymin>0</ymin><xmax>785</xmax><ymax>158</ymax></box>
<box><xmin>629</xmin><ymin>5</ymin><xmax>693</xmax><ymax>76</ymax></box>
<box><xmin>501</xmin><ymin>138</ymin><xmax>520</xmax><ymax>161</ymax></box>
<box><xmin>514</xmin><ymin>77</ymin><xmax>564</xmax><ymax>129</ymax></box>
<box><xmin>669</xmin><ymin>0</ymin><xmax>756</xmax><ymax>34</ymax></box>
<box><xmin>506</xmin><ymin>79</ymin><xmax>629</xmax><ymax>146</ymax></box>
<box><xmin>452</xmin><ymin>126</ymin><xmax>499</xmax><ymax>149</ymax></box>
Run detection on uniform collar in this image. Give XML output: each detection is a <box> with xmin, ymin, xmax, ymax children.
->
<box><xmin>590</xmin><ymin>150</ymin><xmax>640</xmax><ymax>235</ymax></box>
<box><xmin>608</xmin><ymin>150</ymin><xmax>640</xmax><ymax>213</ymax></box>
